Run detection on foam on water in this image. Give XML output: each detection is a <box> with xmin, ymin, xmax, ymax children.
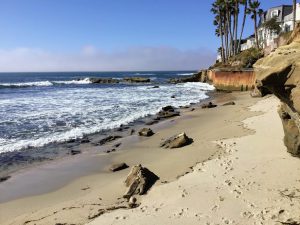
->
<box><xmin>0</xmin><ymin>81</ymin><xmax>53</xmax><ymax>88</ymax></box>
<box><xmin>0</xmin><ymin>82</ymin><xmax>214</xmax><ymax>153</ymax></box>
<box><xmin>177</xmin><ymin>72</ymin><xmax>195</xmax><ymax>76</ymax></box>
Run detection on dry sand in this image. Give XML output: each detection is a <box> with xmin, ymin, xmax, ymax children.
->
<box><xmin>1</xmin><ymin>93</ymin><xmax>299</xmax><ymax>225</ymax></box>
<box><xmin>88</xmin><ymin>95</ymin><xmax>300</xmax><ymax>225</ymax></box>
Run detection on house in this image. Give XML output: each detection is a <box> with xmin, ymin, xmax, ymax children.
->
<box><xmin>240</xmin><ymin>3</ymin><xmax>300</xmax><ymax>52</ymax></box>
<box><xmin>240</xmin><ymin>35</ymin><xmax>256</xmax><ymax>51</ymax></box>
<box><xmin>258</xmin><ymin>4</ymin><xmax>300</xmax><ymax>48</ymax></box>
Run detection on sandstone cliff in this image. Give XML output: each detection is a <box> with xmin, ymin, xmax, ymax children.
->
<box><xmin>254</xmin><ymin>24</ymin><xmax>300</xmax><ymax>156</ymax></box>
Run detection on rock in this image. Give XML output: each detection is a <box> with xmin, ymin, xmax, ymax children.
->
<box><xmin>90</xmin><ymin>77</ymin><xmax>119</xmax><ymax>84</ymax></box>
<box><xmin>70</xmin><ymin>149</ymin><xmax>81</xmax><ymax>155</ymax></box>
<box><xmin>80</xmin><ymin>138</ymin><xmax>90</xmax><ymax>143</ymax></box>
<box><xmin>168</xmin><ymin>71</ymin><xmax>208</xmax><ymax>84</ymax></box>
<box><xmin>110</xmin><ymin>163</ymin><xmax>129</xmax><ymax>172</ymax></box>
<box><xmin>160</xmin><ymin>132</ymin><xmax>193</xmax><ymax>149</ymax></box>
<box><xmin>0</xmin><ymin>175</ymin><xmax>11</xmax><ymax>183</ymax></box>
<box><xmin>152</xmin><ymin>86</ymin><xmax>160</xmax><ymax>88</ymax></box>
<box><xmin>123</xmin><ymin>164</ymin><xmax>159</xmax><ymax>199</ymax></box>
<box><xmin>129</xmin><ymin>129</ymin><xmax>135</xmax><ymax>135</ymax></box>
<box><xmin>94</xmin><ymin>135</ymin><xmax>123</xmax><ymax>146</ymax></box>
<box><xmin>201</xmin><ymin>102</ymin><xmax>217</xmax><ymax>109</ymax></box>
<box><xmin>128</xmin><ymin>196</ymin><xmax>137</xmax><ymax>208</ymax></box>
<box><xmin>171</xmin><ymin>95</ymin><xmax>176</xmax><ymax>98</ymax></box>
<box><xmin>162</xmin><ymin>105</ymin><xmax>175</xmax><ymax>112</ymax></box>
<box><xmin>191</xmin><ymin>108</ymin><xmax>195</xmax><ymax>111</ymax></box>
<box><xmin>145</xmin><ymin>120</ymin><xmax>159</xmax><ymax>125</ymax></box>
<box><xmin>254</xmin><ymin>23</ymin><xmax>300</xmax><ymax>156</ymax></box>
<box><xmin>138</xmin><ymin>128</ymin><xmax>154</xmax><ymax>137</ymax></box>
<box><xmin>123</xmin><ymin>77</ymin><xmax>151</xmax><ymax>83</ymax></box>
<box><xmin>222</xmin><ymin>101</ymin><xmax>236</xmax><ymax>106</ymax></box>
<box><xmin>114</xmin><ymin>143</ymin><xmax>121</xmax><ymax>148</ymax></box>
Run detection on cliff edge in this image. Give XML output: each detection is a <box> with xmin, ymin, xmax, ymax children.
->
<box><xmin>254</xmin><ymin>24</ymin><xmax>300</xmax><ymax>156</ymax></box>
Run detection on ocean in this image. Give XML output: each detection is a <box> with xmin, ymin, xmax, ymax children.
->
<box><xmin>0</xmin><ymin>71</ymin><xmax>214</xmax><ymax>155</ymax></box>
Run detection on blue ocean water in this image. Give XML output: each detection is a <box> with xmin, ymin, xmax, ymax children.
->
<box><xmin>0</xmin><ymin>71</ymin><xmax>214</xmax><ymax>153</ymax></box>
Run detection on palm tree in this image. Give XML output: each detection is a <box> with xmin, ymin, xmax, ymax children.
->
<box><xmin>212</xmin><ymin>0</ymin><xmax>226</xmax><ymax>62</ymax></box>
<box><xmin>293</xmin><ymin>0</ymin><xmax>297</xmax><ymax>29</ymax></box>
<box><xmin>237</xmin><ymin>0</ymin><xmax>248</xmax><ymax>52</ymax></box>
<box><xmin>247</xmin><ymin>0</ymin><xmax>263</xmax><ymax>48</ymax></box>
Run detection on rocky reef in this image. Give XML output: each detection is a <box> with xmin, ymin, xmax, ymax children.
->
<box><xmin>255</xmin><ymin>24</ymin><xmax>300</xmax><ymax>156</ymax></box>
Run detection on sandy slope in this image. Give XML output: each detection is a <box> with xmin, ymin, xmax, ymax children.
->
<box><xmin>88</xmin><ymin>96</ymin><xmax>300</xmax><ymax>225</ymax></box>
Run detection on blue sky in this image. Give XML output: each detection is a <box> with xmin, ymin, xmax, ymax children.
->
<box><xmin>0</xmin><ymin>0</ymin><xmax>297</xmax><ymax>72</ymax></box>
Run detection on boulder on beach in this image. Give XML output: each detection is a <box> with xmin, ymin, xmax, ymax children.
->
<box><xmin>160</xmin><ymin>132</ymin><xmax>193</xmax><ymax>149</ymax></box>
<box><xmin>222</xmin><ymin>101</ymin><xmax>236</xmax><ymax>106</ymax></box>
<box><xmin>0</xmin><ymin>175</ymin><xmax>11</xmax><ymax>183</ymax></box>
<box><xmin>201</xmin><ymin>102</ymin><xmax>217</xmax><ymax>109</ymax></box>
<box><xmin>123</xmin><ymin>164</ymin><xmax>159</xmax><ymax>199</ymax></box>
<box><xmin>157</xmin><ymin>106</ymin><xmax>180</xmax><ymax>119</ymax></box>
<box><xmin>123</xmin><ymin>77</ymin><xmax>151</xmax><ymax>83</ymax></box>
<box><xmin>138</xmin><ymin>128</ymin><xmax>154</xmax><ymax>137</ymax></box>
<box><xmin>110</xmin><ymin>163</ymin><xmax>129</xmax><ymax>172</ymax></box>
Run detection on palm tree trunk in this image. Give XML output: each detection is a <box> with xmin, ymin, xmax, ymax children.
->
<box><xmin>237</xmin><ymin>0</ymin><xmax>247</xmax><ymax>52</ymax></box>
<box><xmin>233</xmin><ymin>1</ymin><xmax>239</xmax><ymax>55</ymax></box>
<box><xmin>254</xmin><ymin>13</ymin><xmax>259</xmax><ymax>48</ymax></box>
<box><xmin>219</xmin><ymin>12</ymin><xmax>226</xmax><ymax>62</ymax></box>
<box><xmin>293</xmin><ymin>0</ymin><xmax>297</xmax><ymax>29</ymax></box>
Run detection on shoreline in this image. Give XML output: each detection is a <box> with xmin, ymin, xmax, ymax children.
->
<box><xmin>0</xmin><ymin>84</ymin><xmax>215</xmax><ymax>179</ymax></box>
<box><xmin>0</xmin><ymin>91</ymin><xmax>262</xmax><ymax>225</ymax></box>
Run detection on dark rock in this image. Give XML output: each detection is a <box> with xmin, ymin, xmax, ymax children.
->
<box><xmin>201</xmin><ymin>102</ymin><xmax>217</xmax><ymax>109</ymax></box>
<box><xmin>80</xmin><ymin>138</ymin><xmax>90</xmax><ymax>143</ymax></box>
<box><xmin>0</xmin><ymin>175</ymin><xmax>11</xmax><ymax>183</ymax></box>
<box><xmin>90</xmin><ymin>77</ymin><xmax>120</xmax><ymax>84</ymax></box>
<box><xmin>110</xmin><ymin>163</ymin><xmax>129</xmax><ymax>172</ymax></box>
<box><xmin>114</xmin><ymin>143</ymin><xmax>121</xmax><ymax>148</ymax></box>
<box><xmin>94</xmin><ymin>135</ymin><xmax>123</xmax><ymax>146</ymax></box>
<box><xmin>70</xmin><ymin>149</ymin><xmax>81</xmax><ymax>155</ymax></box>
<box><xmin>191</xmin><ymin>108</ymin><xmax>195</xmax><ymax>111</ymax></box>
<box><xmin>222</xmin><ymin>101</ymin><xmax>236</xmax><ymax>106</ymax></box>
<box><xmin>152</xmin><ymin>86</ymin><xmax>160</xmax><ymax>88</ymax></box>
<box><xmin>160</xmin><ymin>132</ymin><xmax>193</xmax><ymax>149</ymax></box>
<box><xmin>138</xmin><ymin>128</ymin><xmax>154</xmax><ymax>137</ymax></box>
<box><xmin>162</xmin><ymin>105</ymin><xmax>175</xmax><ymax>112</ymax></box>
<box><xmin>129</xmin><ymin>129</ymin><xmax>135</xmax><ymax>135</ymax></box>
<box><xmin>123</xmin><ymin>77</ymin><xmax>150</xmax><ymax>83</ymax></box>
<box><xmin>157</xmin><ymin>107</ymin><xmax>180</xmax><ymax>118</ymax></box>
<box><xmin>123</xmin><ymin>164</ymin><xmax>159</xmax><ymax>199</ymax></box>
<box><xmin>171</xmin><ymin>95</ymin><xmax>176</xmax><ymax>98</ymax></box>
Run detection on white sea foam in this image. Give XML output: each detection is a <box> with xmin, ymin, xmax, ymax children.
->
<box><xmin>0</xmin><ymin>82</ymin><xmax>215</xmax><ymax>153</ymax></box>
<box><xmin>53</xmin><ymin>78</ymin><xmax>92</xmax><ymax>85</ymax></box>
<box><xmin>0</xmin><ymin>81</ymin><xmax>53</xmax><ymax>87</ymax></box>
<box><xmin>177</xmin><ymin>72</ymin><xmax>195</xmax><ymax>76</ymax></box>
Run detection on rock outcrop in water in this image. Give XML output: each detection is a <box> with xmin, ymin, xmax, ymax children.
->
<box><xmin>255</xmin><ymin>24</ymin><xmax>300</xmax><ymax>156</ymax></box>
<box><xmin>123</xmin><ymin>77</ymin><xmax>150</xmax><ymax>83</ymax></box>
<box><xmin>169</xmin><ymin>70</ymin><xmax>208</xmax><ymax>84</ymax></box>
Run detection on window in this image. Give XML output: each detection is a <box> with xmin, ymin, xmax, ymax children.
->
<box><xmin>271</xmin><ymin>10</ymin><xmax>278</xmax><ymax>18</ymax></box>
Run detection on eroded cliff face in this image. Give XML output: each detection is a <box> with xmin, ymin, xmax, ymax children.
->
<box><xmin>254</xmin><ymin>25</ymin><xmax>300</xmax><ymax>156</ymax></box>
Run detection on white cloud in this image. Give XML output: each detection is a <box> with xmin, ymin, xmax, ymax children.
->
<box><xmin>0</xmin><ymin>46</ymin><xmax>216</xmax><ymax>72</ymax></box>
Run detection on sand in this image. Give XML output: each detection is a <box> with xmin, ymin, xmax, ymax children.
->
<box><xmin>88</xmin><ymin>95</ymin><xmax>300</xmax><ymax>225</ymax></box>
<box><xmin>1</xmin><ymin>93</ymin><xmax>299</xmax><ymax>225</ymax></box>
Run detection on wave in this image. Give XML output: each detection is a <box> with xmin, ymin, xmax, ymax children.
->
<box><xmin>53</xmin><ymin>78</ymin><xmax>92</xmax><ymax>85</ymax></box>
<box><xmin>0</xmin><ymin>81</ymin><xmax>53</xmax><ymax>88</ymax></box>
<box><xmin>133</xmin><ymin>73</ymin><xmax>155</xmax><ymax>76</ymax></box>
<box><xmin>177</xmin><ymin>73</ymin><xmax>195</xmax><ymax>76</ymax></box>
<box><xmin>0</xmin><ymin>82</ymin><xmax>215</xmax><ymax>153</ymax></box>
<box><xmin>0</xmin><ymin>78</ymin><xmax>92</xmax><ymax>88</ymax></box>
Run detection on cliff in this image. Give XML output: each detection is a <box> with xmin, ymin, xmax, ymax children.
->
<box><xmin>254</xmin><ymin>24</ymin><xmax>300</xmax><ymax>156</ymax></box>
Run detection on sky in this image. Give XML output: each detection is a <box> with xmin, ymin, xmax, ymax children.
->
<box><xmin>0</xmin><ymin>0</ymin><xmax>297</xmax><ymax>72</ymax></box>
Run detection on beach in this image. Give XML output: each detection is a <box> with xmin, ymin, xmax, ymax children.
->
<box><xmin>1</xmin><ymin>91</ymin><xmax>297</xmax><ymax>225</ymax></box>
